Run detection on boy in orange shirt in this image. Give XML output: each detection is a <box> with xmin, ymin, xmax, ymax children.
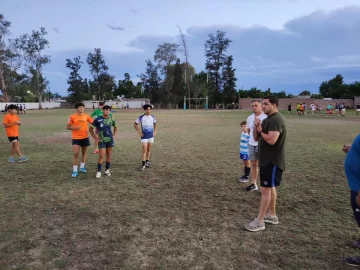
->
<box><xmin>2</xmin><ymin>104</ymin><xmax>28</xmax><ymax>163</ymax></box>
<box><xmin>67</xmin><ymin>102</ymin><xmax>93</xmax><ymax>178</ymax></box>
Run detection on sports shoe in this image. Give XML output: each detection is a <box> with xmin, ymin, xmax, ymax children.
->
<box><xmin>344</xmin><ymin>256</ymin><xmax>360</xmax><ymax>267</ymax></box>
<box><xmin>96</xmin><ymin>171</ymin><xmax>101</xmax><ymax>179</ymax></box>
<box><xmin>92</xmin><ymin>149</ymin><xmax>99</xmax><ymax>154</ymax></box>
<box><xmin>140</xmin><ymin>165</ymin><xmax>146</xmax><ymax>171</ymax></box>
<box><xmin>145</xmin><ymin>162</ymin><xmax>151</xmax><ymax>168</ymax></box>
<box><xmin>79</xmin><ymin>167</ymin><xmax>87</xmax><ymax>173</ymax></box>
<box><xmin>264</xmin><ymin>213</ymin><xmax>279</xmax><ymax>225</ymax></box>
<box><xmin>71</xmin><ymin>171</ymin><xmax>78</xmax><ymax>178</ymax></box>
<box><xmin>244</xmin><ymin>184</ymin><xmax>258</xmax><ymax>191</ymax></box>
<box><xmin>104</xmin><ymin>169</ymin><xmax>111</xmax><ymax>176</ymax></box>
<box><xmin>238</xmin><ymin>175</ymin><xmax>249</xmax><ymax>183</ymax></box>
<box><xmin>18</xmin><ymin>156</ymin><xmax>28</xmax><ymax>163</ymax></box>
<box><xmin>8</xmin><ymin>157</ymin><xmax>15</xmax><ymax>163</ymax></box>
<box><xmin>244</xmin><ymin>218</ymin><xmax>265</xmax><ymax>232</ymax></box>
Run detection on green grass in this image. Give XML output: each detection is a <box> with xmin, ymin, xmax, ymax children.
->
<box><xmin>0</xmin><ymin>108</ymin><xmax>359</xmax><ymax>269</ymax></box>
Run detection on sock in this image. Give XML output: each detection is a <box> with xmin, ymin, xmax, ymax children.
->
<box><xmin>146</xmin><ymin>160</ymin><xmax>149</xmax><ymax>163</ymax></box>
<box><xmin>80</xmin><ymin>162</ymin><xmax>85</xmax><ymax>168</ymax></box>
<box><xmin>142</xmin><ymin>161</ymin><xmax>146</xmax><ymax>166</ymax></box>
<box><xmin>73</xmin><ymin>165</ymin><xmax>78</xmax><ymax>172</ymax></box>
<box><xmin>245</xmin><ymin>166</ymin><xmax>251</xmax><ymax>176</ymax></box>
<box><xmin>106</xmin><ymin>162</ymin><xmax>110</xmax><ymax>170</ymax></box>
<box><xmin>97</xmin><ymin>163</ymin><xmax>102</xmax><ymax>172</ymax></box>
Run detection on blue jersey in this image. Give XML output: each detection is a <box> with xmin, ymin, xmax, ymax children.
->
<box><xmin>240</xmin><ymin>132</ymin><xmax>250</xmax><ymax>155</ymax></box>
<box><xmin>91</xmin><ymin>116</ymin><xmax>116</xmax><ymax>142</ymax></box>
<box><xmin>345</xmin><ymin>134</ymin><xmax>360</xmax><ymax>192</ymax></box>
<box><xmin>135</xmin><ymin>114</ymin><xmax>156</xmax><ymax>139</ymax></box>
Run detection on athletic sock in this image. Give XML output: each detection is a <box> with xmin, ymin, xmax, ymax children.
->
<box><xmin>245</xmin><ymin>166</ymin><xmax>251</xmax><ymax>176</ymax></box>
<box><xmin>106</xmin><ymin>162</ymin><xmax>110</xmax><ymax>170</ymax></box>
<box><xmin>97</xmin><ymin>164</ymin><xmax>102</xmax><ymax>172</ymax></box>
<box><xmin>73</xmin><ymin>165</ymin><xmax>78</xmax><ymax>172</ymax></box>
<box><xmin>80</xmin><ymin>162</ymin><xmax>85</xmax><ymax>168</ymax></box>
<box><xmin>142</xmin><ymin>161</ymin><xmax>146</xmax><ymax>166</ymax></box>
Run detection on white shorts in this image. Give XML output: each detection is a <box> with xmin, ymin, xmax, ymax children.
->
<box><xmin>141</xmin><ymin>137</ymin><xmax>154</xmax><ymax>144</ymax></box>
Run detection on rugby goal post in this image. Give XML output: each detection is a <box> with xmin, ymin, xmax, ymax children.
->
<box><xmin>183</xmin><ymin>96</ymin><xmax>209</xmax><ymax>111</ymax></box>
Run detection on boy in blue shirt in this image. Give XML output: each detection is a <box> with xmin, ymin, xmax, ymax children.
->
<box><xmin>134</xmin><ymin>104</ymin><xmax>157</xmax><ymax>171</ymax></box>
<box><xmin>239</xmin><ymin>121</ymin><xmax>251</xmax><ymax>183</ymax></box>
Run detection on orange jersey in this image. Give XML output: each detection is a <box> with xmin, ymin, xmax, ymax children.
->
<box><xmin>2</xmin><ymin>114</ymin><xmax>19</xmax><ymax>137</ymax></box>
<box><xmin>68</xmin><ymin>113</ymin><xmax>93</xmax><ymax>139</ymax></box>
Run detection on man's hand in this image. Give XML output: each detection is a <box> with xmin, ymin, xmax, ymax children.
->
<box><xmin>254</xmin><ymin>117</ymin><xmax>261</xmax><ymax>127</ymax></box>
<box><xmin>343</xmin><ymin>144</ymin><xmax>351</xmax><ymax>153</ymax></box>
<box><xmin>138</xmin><ymin>131</ymin><xmax>144</xmax><ymax>137</ymax></box>
<box><xmin>153</xmin><ymin>131</ymin><xmax>156</xmax><ymax>137</ymax></box>
<box><xmin>256</xmin><ymin>125</ymin><xmax>262</xmax><ymax>133</ymax></box>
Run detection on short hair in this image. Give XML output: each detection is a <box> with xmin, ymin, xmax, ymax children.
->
<box><xmin>99</xmin><ymin>101</ymin><xmax>105</xmax><ymax>106</ymax></box>
<box><xmin>143</xmin><ymin>104</ymin><xmax>152</xmax><ymax>110</ymax></box>
<box><xmin>240</xmin><ymin>121</ymin><xmax>247</xmax><ymax>126</ymax></box>
<box><xmin>75</xmin><ymin>102</ymin><xmax>85</xmax><ymax>108</ymax></box>
<box><xmin>263</xmin><ymin>96</ymin><xmax>278</xmax><ymax>107</ymax></box>
<box><xmin>251</xmin><ymin>99</ymin><xmax>261</xmax><ymax>104</ymax></box>
<box><xmin>7</xmin><ymin>104</ymin><xmax>18</xmax><ymax>110</ymax></box>
<box><xmin>102</xmin><ymin>105</ymin><xmax>111</xmax><ymax>110</ymax></box>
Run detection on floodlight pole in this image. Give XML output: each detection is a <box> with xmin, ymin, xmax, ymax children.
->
<box><xmin>184</xmin><ymin>96</ymin><xmax>186</xmax><ymax>111</ymax></box>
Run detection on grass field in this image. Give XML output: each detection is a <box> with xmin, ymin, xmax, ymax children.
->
<box><xmin>0</xmin><ymin>108</ymin><xmax>359</xmax><ymax>269</ymax></box>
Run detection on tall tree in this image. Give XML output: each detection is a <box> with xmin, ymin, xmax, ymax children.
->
<box><xmin>66</xmin><ymin>56</ymin><xmax>84</xmax><ymax>103</ymax></box>
<box><xmin>222</xmin><ymin>55</ymin><xmax>237</xmax><ymax>104</ymax></box>
<box><xmin>177</xmin><ymin>25</ymin><xmax>191</xmax><ymax>109</ymax></box>
<box><xmin>171</xmin><ymin>58</ymin><xmax>184</xmax><ymax>105</ymax></box>
<box><xmin>86</xmin><ymin>48</ymin><xmax>108</xmax><ymax>101</ymax></box>
<box><xmin>115</xmin><ymin>73</ymin><xmax>135</xmax><ymax>98</ymax></box>
<box><xmin>154</xmin><ymin>42</ymin><xmax>179</xmax><ymax>105</ymax></box>
<box><xmin>0</xmin><ymin>14</ymin><xmax>11</xmax><ymax>101</ymax></box>
<box><xmin>205</xmin><ymin>30</ymin><xmax>232</xmax><ymax>104</ymax></box>
<box><xmin>15</xmin><ymin>27</ymin><xmax>51</xmax><ymax>108</ymax></box>
<box><xmin>139</xmin><ymin>60</ymin><xmax>161</xmax><ymax>103</ymax></box>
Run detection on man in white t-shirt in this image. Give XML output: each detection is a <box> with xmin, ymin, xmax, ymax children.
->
<box><xmin>243</xmin><ymin>100</ymin><xmax>267</xmax><ymax>191</ymax></box>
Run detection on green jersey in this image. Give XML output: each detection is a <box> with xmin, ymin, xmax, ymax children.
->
<box><xmin>91</xmin><ymin>116</ymin><xmax>116</xmax><ymax>142</ymax></box>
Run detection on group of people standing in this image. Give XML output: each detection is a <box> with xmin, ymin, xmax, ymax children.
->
<box><xmin>239</xmin><ymin>97</ymin><xmax>287</xmax><ymax>232</ymax></box>
<box><xmin>66</xmin><ymin>102</ymin><xmax>156</xmax><ymax>178</ymax></box>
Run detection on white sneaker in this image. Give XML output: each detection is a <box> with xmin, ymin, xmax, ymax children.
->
<box><xmin>104</xmin><ymin>169</ymin><xmax>111</xmax><ymax>176</ymax></box>
<box><xmin>96</xmin><ymin>171</ymin><xmax>101</xmax><ymax>178</ymax></box>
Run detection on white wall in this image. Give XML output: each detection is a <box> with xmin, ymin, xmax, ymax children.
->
<box><xmin>0</xmin><ymin>102</ymin><xmax>62</xmax><ymax>111</ymax></box>
<box><xmin>84</xmin><ymin>99</ymin><xmax>150</xmax><ymax>109</ymax></box>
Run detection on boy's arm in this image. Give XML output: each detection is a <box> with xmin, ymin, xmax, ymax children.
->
<box><xmin>153</xmin><ymin>123</ymin><xmax>157</xmax><ymax>136</ymax></box>
<box><xmin>89</xmin><ymin>125</ymin><xmax>97</xmax><ymax>139</ymax></box>
<box><xmin>134</xmin><ymin>122</ymin><xmax>143</xmax><ymax>136</ymax></box>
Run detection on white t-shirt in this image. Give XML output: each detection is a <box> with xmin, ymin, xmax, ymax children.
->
<box><xmin>246</xmin><ymin>113</ymin><xmax>267</xmax><ymax>146</ymax></box>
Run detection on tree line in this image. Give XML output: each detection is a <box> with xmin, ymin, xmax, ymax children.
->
<box><xmin>1</xmin><ymin>13</ymin><xmax>360</xmax><ymax>109</ymax></box>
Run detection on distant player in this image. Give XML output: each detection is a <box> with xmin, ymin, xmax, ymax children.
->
<box><xmin>67</xmin><ymin>102</ymin><xmax>93</xmax><ymax>178</ymax></box>
<box><xmin>2</xmin><ymin>104</ymin><xmax>28</xmax><ymax>163</ymax></box>
<box><xmin>134</xmin><ymin>104</ymin><xmax>157</xmax><ymax>171</ymax></box>
<box><xmin>239</xmin><ymin>121</ymin><xmax>251</xmax><ymax>183</ymax></box>
<box><xmin>90</xmin><ymin>102</ymin><xmax>113</xmax><ymax>154</ymax></box>
<box><xmin>89</xmin><ymin>105</ymin><xmax>117</xmax><ymax>179</ymax></box>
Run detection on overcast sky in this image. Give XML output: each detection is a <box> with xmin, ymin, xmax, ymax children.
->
<box><xmin>1</xmin><ymin>0</ymin><xmax>360</xmax><ymax>95</ymax></box>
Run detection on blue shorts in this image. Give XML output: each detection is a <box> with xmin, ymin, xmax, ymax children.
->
<box><xmin>240</xmin><ymin>153</ymin><xmax>249</xmax><ymax>160</ymax></box>
<box><xmin>98</xmin><ymin>140</ymin><xmax>114</xmax><ymax>149</ymax></box>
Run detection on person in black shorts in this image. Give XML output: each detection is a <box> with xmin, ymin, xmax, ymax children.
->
<box><xmin>244</xmin><ymin>96</ymin><xmax>287</xmax><ymax>232</ymax></box>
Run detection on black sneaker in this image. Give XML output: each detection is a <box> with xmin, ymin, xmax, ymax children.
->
<box><xmin>238</xmin><ymin>175</ymin><xmax>249</xmax><ymax>183</ymax></box>
<box><xmin>145</xmin><ymin>162</ymin><xmax>151</xmax><ymax>168</ymax></box>
<box><xmin>345</xmin><ymin>256</ymin><xmax>360</xmax><ymax>267</ymax></box>
<box><xmin>244</xmin><ymin>184</ymin><xmax>258</xmax><ymax>191</ymax></box>
<box><xmin>140</xmin><ymin>165</ymin><xmax>146</xmax><ymax>171</ymax></box>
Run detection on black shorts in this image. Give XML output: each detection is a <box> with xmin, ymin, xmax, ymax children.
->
<box><xmin>72</xmin><ymin>137</ymin><xmax>90</xmax><ymax>147</ymax></box>
<box><xmin>351</xmin><ymin>191</ymin><xmax>360</xmax><ymax>227</ymax></box>
<box><xmin>260</xmin><ymin>163</ymin><xmax>283</xmax><ymax>187</ymax></box>
<box><xmin>8</xmin><ymin>136</ymin><xmax>19</xmax><ymax>142</ymax></box>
